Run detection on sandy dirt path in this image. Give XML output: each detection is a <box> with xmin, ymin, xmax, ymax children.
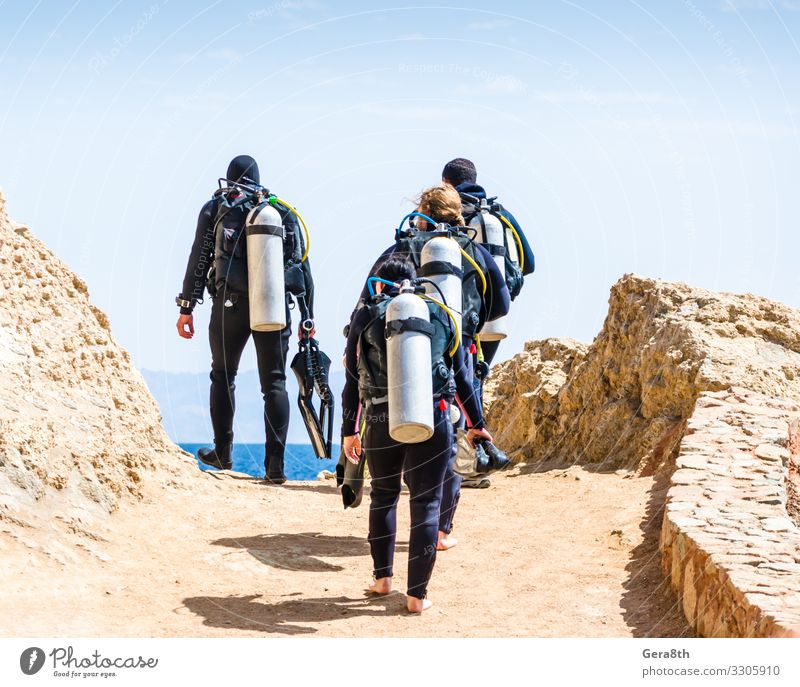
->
<box><xmin>1</xmin><ymin>465</ymin><xmax>690</xmax><ymax>637</ymax></box>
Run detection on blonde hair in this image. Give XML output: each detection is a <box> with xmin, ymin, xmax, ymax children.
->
<box><xmin>418</xmin><ymin>185</ymin><xmax>464</xmax><ymax>227</ymax></box>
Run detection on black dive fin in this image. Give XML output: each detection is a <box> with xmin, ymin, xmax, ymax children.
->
<box><xmin>337</xmin><ymin>446</ymin><xmax>367</xmax><ymax>509</ymax></box>
<box><xmin>290</xmin><ymin>337</ymin><xmax>334</xmax><ymax>459</ymax></box>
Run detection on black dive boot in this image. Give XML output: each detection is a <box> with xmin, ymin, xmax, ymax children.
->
<box><xmin>197</xmin><ymin>445</ymin><xmax>232</xmax><ymax>470</ymax></box>
<box><xmin>265</xmin><ymin>454</ymin><xmax>286</xmax><ymax>485</ymax></box>
<box><xmin>473</xmin><ymin>442</ymin><xmax>492</xmax><ymax>475</ymax></box>
<box><xmin>482</xmin><ymin>441</ymin><xmax>511</xmax><ymax>472</ymax></box>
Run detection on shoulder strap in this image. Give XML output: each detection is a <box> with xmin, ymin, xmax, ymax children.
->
<box><xmin>385</xmin><ymin>316</ymin><xmax>435</xmax><ymax>339</ymax></box>
<box><xmin>417</xmin><ymin>261</ymin><xmax>464</xmax><ymax>278</ymax></box>
<box><xmin>214</xmin><ymin>192</ymin><xmax>253</xmax><ymax>231</ymax></box>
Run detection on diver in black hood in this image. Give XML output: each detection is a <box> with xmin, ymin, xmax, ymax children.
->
<box><xmin>176</xmin><ymin>155</ymin><xmax>316</xmax><ymax>484</ymax></box>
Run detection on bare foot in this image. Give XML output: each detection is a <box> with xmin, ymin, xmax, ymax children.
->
<box><xmin>367</xmin><ymin>577</ymin><xmax>392</xmax><ymax>595</ymax></box>
<box><xmin>406</xmin><ymin>596</ymin><xmax>433</xmax><ymax>613</ymax></box>
<box><xmin>436</xmin><ymin>531</ymin><xmax>458</xmax><ymax>551</ymax></box>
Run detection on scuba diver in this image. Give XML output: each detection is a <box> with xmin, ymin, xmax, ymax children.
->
<box><xmin>441</xmin><ymin>157</ymin><xmax>536</xmax><ymax>489</ymax></box>
<box><xmin>341</xmin><ymin>256</ymin><xmax>492</xmax><ymax>613</ymax></box>
<box><xmin>341</xmin><ymin>184</ymin><xmax>510</xmax><ymax>550</ymax></box>
<box><xmin>442</xmin><ymin>156</ymin><xmax>535</xmax><ymax>377</ymax></box>
<box><xmin>413</xmin><ymin>186</ymin><xmax>511</xmax><ymax>550</ymax></box>
<box><xmin>175</xmin><ymin>154</ymin><xmax>319</xmax><ymax>484</ymax></box>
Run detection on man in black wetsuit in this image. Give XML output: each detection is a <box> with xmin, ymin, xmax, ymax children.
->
<box><xmin>441</xmin><ymin>157</ymin><xmax>535</xmax><ymax>491</ymax></box>
<box><xmin>442</xmin><ymin>157</ymin><xmax>535</xmax><ymax>372</ymax></box>
<box><xmin>442</xmin><ymin>157</ymin><xmax>536</xmax><ymax>374</ymax></box>
<box><xmin>175</xmin><ymin>155</ymin><xmax>315</xmax><ymax>484</ymax></box>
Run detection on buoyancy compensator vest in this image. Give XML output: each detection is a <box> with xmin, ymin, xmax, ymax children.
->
<box><xmin>208</xmin><ymin>183</ymin><xmax>307</xmax><ymax>305</ymax></box>
<box><xmin>393</xmin><ymin>224</ymin><xmax>489</xmax><ymax>339</ymax></box>
<box><xmin>356</xmin><ymin>291</ymin><xmax>456</xmax><ymax>409</ymax></box>
<box><xmin>460</xmin><ymin>193</ymin><xmax>524</xmax><ymax>301</ymax></box>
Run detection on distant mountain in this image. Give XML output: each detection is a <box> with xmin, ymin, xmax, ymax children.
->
<box><xmin>142</xmin><ymin>365</ymin><xmax>345</xmax><ymax>446</ymax></box>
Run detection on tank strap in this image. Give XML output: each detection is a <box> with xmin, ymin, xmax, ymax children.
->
<box><xmin>246</xmin><ymin>223</ymin><xmax>285</xmax><ymax>238</ymax></box>
<box><xmin>384</xmin><ymin>317</ymin><xmax>435</xmax><ymax>339</ymax></box>
<box><xmin>417</xmin><ymin>261</ymin><xmax>464</xmax><ymax>279</ymax></box>
<box><xmin>248</xmin><ymin>201</ymin><xmax>284</xmax><ymax>229</ymax></box>
<box><xmin>485</xmin><ymin>244</ymin><xmax>506</xmax><ymax>257</ymax></box>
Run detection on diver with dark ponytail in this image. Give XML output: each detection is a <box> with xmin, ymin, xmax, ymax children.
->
<box><xmin>341</xmin><ymin>256</ymin><xmax>490</xmax><ymax>612</ymax></box>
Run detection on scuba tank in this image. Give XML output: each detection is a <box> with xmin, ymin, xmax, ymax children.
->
<box><xmin>469</xmin><ymin>198</ymin><xmax>510</xmax><ymax>341</ymax></box>
<box><xmin>463</xmin><ymin>193</ymin><xmax>524</xmax><ymax>302</ymax></box>
<box><xmin>385</xmin><ymin>281</ymin><xmax>435</xmax><ymax>443</ymax></box>
<box><xmin>394</xmin><ymin>213</ymin><xmax>487</xmax><ymax>339</ymax></box>
<box><xmin>419</xmin><ymin>236</ymin><xmax>463</xmax><ymax>336</ymax></box>
<box><xmin>245</xmin><ymin>201</ymin><xmax>286</xmax><ymax>332</ymax></box>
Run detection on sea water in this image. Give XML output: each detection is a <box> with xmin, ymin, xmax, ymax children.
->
<box><xmin>179</xmin><ymin>443</ymin><xmax>337</xmax><ymax>481</ymax></box>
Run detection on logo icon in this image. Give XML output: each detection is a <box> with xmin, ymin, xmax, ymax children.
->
<box><xmin>20</xmin><ymin>647</ymin><xmax>45</xmax><ymax>676</ymax></box>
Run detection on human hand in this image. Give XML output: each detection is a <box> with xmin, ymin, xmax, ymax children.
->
<box><xmin>177</xmin><ymin>314</ymin><xmax>194</xmax><ymax>339</ymax></box>
<box><xmin>343</xmin><ymin>434</ymin><xmax>362</xmax><ymax>464</ymax></box>
<box><xmin>466</xmin><ymin>427</ymin><xmax>493</xmax><ymax>448</ymax></box>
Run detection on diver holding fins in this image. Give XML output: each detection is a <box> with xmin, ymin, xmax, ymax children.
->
<box><xmin>176</xmin><ymin>154</ymin><xmax>333</xmax><ymax>484</ymax></box>
<box><xmin>341</xmin><ymin>256</ymin><xmax>491</xmax><ymax>612</ymax></box>
<box><xmin>411</xmin><ymin>185</ymin><xmax>513</xmax><ymax>549</ymax></box>
<box><xmin>442</xmin><ymin>156</ymin><xmax>536</xmax><ymax>490</ymax></box>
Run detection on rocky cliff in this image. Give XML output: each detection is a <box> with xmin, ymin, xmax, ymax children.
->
<box><xmin>485</xmin><ymin>274</ymin><xmax>800</xmax><ymax>472</ymax></box>
<box><xmin>0</xmin><ymin>190</ymin><xmax>192</xmax><ymax>534</ymax></box>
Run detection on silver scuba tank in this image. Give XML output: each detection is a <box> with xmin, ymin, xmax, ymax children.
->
<box><xmin>385</xmin><ymin>282</ymin><xmax>434</xmax><ymax>443</ymax></box>
<box><xmin>470</xmin><ymin>199</ymin><xmax>507</xmax><ymax>341</ymax></box>
<box><xmin>245</xmin><ymin>201</ymin><xmax>286</xmax><ymax>332</ymax></box>
<box><xmin>419</xmin><ymin>235</ymin><xmax>462</xmax><ymax>337</ymax></box>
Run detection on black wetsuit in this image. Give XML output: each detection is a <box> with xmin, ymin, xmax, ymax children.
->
<box><xmin>456</xmin><ymin>180</ymin><xmax>534</xmax><ymax>370</ymax></box>
<box><xmin>178</xmin><ymin>184</ymin><xmax>314</xmax><ymax>481</ymax></box>
<box><xmin>341</xmin><ymin>297</ymin><xmax>483</xmax><ymax>599</ymax></box>
<box><xmin>349</xmin><ymin>233</ymin><xmax>510</xmax><ymax>534</ymax></box>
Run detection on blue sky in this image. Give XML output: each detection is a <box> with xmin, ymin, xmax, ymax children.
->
<box><xmin>1</xmin><ymin>0</ymin><xmax>799</xmax><ymax>377</ymax></box>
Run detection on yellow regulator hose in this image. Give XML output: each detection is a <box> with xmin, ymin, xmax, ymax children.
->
<box><xmin>498</xmin><ymin>213</ymin><xmax>525</xmax><ymax>272</ymax></box>
<box><xmin>270</xmin><ymin>195</ymin><xmax>311</xmax><ymax>263</ymax></box>
<box><xmin>422</xmin><ymin>294</ymin><xmax>461</xmax><ymax>358</ymax></box>
<box><xmin>459</xmin><ymin>247</ymin><xmax>487</xmax><ymax>295</ymax></box>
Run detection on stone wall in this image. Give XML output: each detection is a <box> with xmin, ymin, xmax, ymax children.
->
<box><xmin>660</xmin><ymin>388</ymin><xmax>800</xmax><ymax>637</ymax></box>
<box><xmin>485</xmin><ymin>275</ymin><xmax>800</xmax><ymax>471</ymax></box>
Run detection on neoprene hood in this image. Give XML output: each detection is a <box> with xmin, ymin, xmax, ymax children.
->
<box><xmin>227</xmin><ymin>154</ymin><xmax>260</xmax><ymax>186</ymax></box>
